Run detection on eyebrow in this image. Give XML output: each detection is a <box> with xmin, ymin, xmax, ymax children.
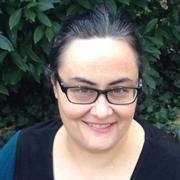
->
<box><xmin>108</xmin><ymin>78</ymin><xmax>133</xmax><ymax>85</ymax></box>
<box><xmin>69</xmin><ymin>77</ymin><xmax>96</xmax><ymax>85</ymax></box>
<box><xmin>69</xmin><ymin>77</ymin><xmax>133</xmax><ymax>86</ymax></box>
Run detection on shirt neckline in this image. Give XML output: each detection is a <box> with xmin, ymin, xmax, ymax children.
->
<box><xmin>49</xmin><ymin>119</ymin><xmax>150</xmax><ymax>180</ymax></box>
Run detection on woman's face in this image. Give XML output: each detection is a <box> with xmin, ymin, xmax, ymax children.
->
<box><xmin>53</xmin><ymin>37</ymin><xmax>139</xmax><ymax>152</ymax></box>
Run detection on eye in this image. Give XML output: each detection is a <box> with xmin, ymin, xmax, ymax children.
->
<box><xmin>70</xmin><ymin>87</ymin><xmax>95</xmax><ymax>94</ymax></box>
<box><xmin>79</xmin><ymin>88</ymin><xmax>92</xmax><ymax>93</ymax></box>
<box><xmin>112</xmin><ymin>87</ymin><xmax>129</xmax><ymax>93</ymax></box>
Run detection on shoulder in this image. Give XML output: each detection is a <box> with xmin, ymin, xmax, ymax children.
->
<box><xmin>18</xmin><ymin>118</ymin><xmax>62</xmax><ymax>150</ymax></box>
<box><xmin>0</xmin><ymin>131</ymin><xmax>20</xmax><ymax>162</ymax></box>
<box><xmin>137</xmin><ymin>120</ymin><xmax>180</xmax><ymax>178</ymax></box>
<box><xmin>139</xmin><ymin>120</ymin><xmax>180</xmax><ymax>156</ymax></box>
<box><xmin>14</xmin><ymin>118</ymin><xmax>62</xmax><ymax>179</ymax></box>
<box><xmin>0</xmin><ymin>131</ymin><xmax>21</xmax><ymax>180</ymax></box>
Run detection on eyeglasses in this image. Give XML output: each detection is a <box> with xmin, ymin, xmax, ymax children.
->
<box><xmin>55</xmin><ymin>73</ymin><xmax>142</xmax><ymax>105</ymax></box>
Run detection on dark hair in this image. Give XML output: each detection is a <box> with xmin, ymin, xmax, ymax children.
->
<box><xmin>49</xmin><ymin>6</ymin><xmax>143</xmax><ymax>78</ymax></box>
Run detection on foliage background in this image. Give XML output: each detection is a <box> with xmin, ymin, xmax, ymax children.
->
<box><xmin>0</xmin><ymin>0</ymin><xmax>179</xmax><ymax>147</ymax></box>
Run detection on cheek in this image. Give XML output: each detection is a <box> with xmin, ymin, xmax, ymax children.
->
<box><xmin>116</xmin><ymin>101</ymin><xmax>137</xmax><ymax>120</ymax></box>
<box><xmin>57</xmin><ymin>91</ymin><xmax>89</xmax><ymax>120</ymax></box>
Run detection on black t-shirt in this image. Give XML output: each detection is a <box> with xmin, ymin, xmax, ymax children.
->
<box><xmin>14</xmin><ymin>119</ymin><xmax>180</xmax><ymax>180</ymax></box>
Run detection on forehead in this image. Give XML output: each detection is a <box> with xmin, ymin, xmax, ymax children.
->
<box><xmin>61</xmin><ymin>37</ymin><xmax>137</xmax><ymax>61</ymax></box>
<box><xmin>59</xmin><ymin>37</ymin><xmax>139</xmax><ymax>82</ymax></box>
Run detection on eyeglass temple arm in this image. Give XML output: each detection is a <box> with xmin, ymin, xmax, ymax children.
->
<box><xmin>138</xmin><ymin>79</ymin><xmax>142</xmax><ymax>88</ymax></box>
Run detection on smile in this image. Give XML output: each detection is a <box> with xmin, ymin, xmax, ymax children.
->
<box><xmin>82</xmin><ymin>121</ymin><xmax>116</xmax><ymax>133</ymax></box>
<box><xmin>87</xmin><ymin>123</ymin><xmax>112</xmax><ymax>128</ymax></box>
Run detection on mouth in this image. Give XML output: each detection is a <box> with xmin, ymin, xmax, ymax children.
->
<box><xmin>82</xmin><ymin>121</ymin><xmax>116</xmax><ymax>133</ymax></box>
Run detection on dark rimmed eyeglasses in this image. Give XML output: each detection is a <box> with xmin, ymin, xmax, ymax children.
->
<box><xmin>55</xmin><ymin>72</ymin><xmax>142</xmax><ymax>105</ymax></box>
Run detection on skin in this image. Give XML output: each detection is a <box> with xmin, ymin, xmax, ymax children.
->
<box><xmin>52</xmin><ymin>37</ymin><xmax>145</xmax><ymax>179</ymax></box>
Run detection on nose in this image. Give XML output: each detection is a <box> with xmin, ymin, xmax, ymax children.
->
<box><xmin>90</xmin><ymin>94</ymin><xmax>113</xmax><ymax>119</ymax></box>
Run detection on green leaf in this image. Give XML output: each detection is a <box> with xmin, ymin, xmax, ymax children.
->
<box><xmin>38</xmin><ymin>1</ymin><xmax>54</xmax><ymax>11</ymax></box>
<box><xmin>144</xmin><ymin>18</ymin><xmax>158</xmax><ymax>34</ymax></box>
<box><xmin>9</xmin><ymin>9</ymin><xmax>22</xmax><ymax>29</ymax></box>
<box><xmin>146</xmin><ymin>47</ymin><xmax>161</xmax><ymax>59</ymax></box>
<box><xmin>172</xmin><ymin>27</ymin><xmax>180</xmax><ymax>41</ymax></box>
<box><xmin>174</xmin><ymin>25</ymin><xmax>180</xmax><ymax>32</ymax></box>
<box><xmin>45</xmin><ymin>27</ymin><xmax>54</xmax><ymax>41</ymax></box>
<box><xmin>40</xmin><ymin>39</ymin><xmax>51</xmax><ymax>55</ymax></box>
<box><xmin>172</xmin><ymin>30</ymin><xmax>180</xmax><ymax>41</ymax></box>
<box><xmin>0</xmin><ymin>51</ymin><xmax>8</xmax><ymax>63</ymax></box>
<box><xmin>37</xmin><ymin>12</ymin><xmax>52</xmax><ymax>27</ymax></box>
<box><xmin>77</xmin><ymin>0</ymin><xmax>91</xmax><ymax>9</ymax></box>
<box><xmin>133</xmin><ymin>0</ymin><xmax>147</xmax><ymax>8</ymax></box>
<box><xmin>118</xmin><ymin>0</ymin><xmax>130</xmax><ymax>5</ymax></box>
<box><xmin>28</xmin><ymin>63</ymin><xmax>43</xmax><ymax>82</ymax></box>
<box><xmin>159</xmin><ymin>107</ymin><xmax>168</xmax><ymax>119</ymax></box>
<box><xmin>104</xmin><ymin>0</ymin><xmax>117</xmax><ymax>13</ymax></box>
<box><xmin>94</xmin><ymin>0</ymin><xmax>104</xmax><ymax>3</ymax></box>
<box><xmin>154</xmin><ymin>122</ymin><xmax>164</xmax><ymax>129</ymax></box>
<box><xmin>0</xmin><ymin>85</ymin><xmax>9</xmax><ymax>95</ymax></box>
<box><xmin>0</xmin><ymin>35</ymin><xmax>14</xmax><ymax>52</ymax></box>
<box><xmin>52</xmin><ymin>22</ymin><xmax>61</xmax><ymax>34</ymax></box>
<box><xmin>66</xmin><ymin>4</ymin><xmax>82</xmax><ymax>16</ymax></box>
<box><xmin>144</xmin><ymin>41</ymin><xmax>161</xmax><ymax>59</ymax></box>
<box><xmin>26</xmin><ymin>2</ymin><xmax>38</xmax><ymax>9</ymax></box>
<box><xmin>148</xmin><ymin>68</ymin><xmax>160</xmax><ymax>78</ymax></box>
<box><xmin>146</xmin><ymin>35</ymin><xmax>163</xmax><ymax>47</ymax></box>
<box><xmin>2</xmin><ymin>67</ymin><xmax>22</xmax><ymax>85</ymax></box>
<box><xmin>174</xmin><ymin>80</ymin><xmax>180</xmax><ymax>88</ymax></box>
<box><xmin>33</xmin><ymin>25</ymin><xmax>44</xmax><ymax>44</ymax></box>
<box><xmin>36</xmin><ymin>63</ymin><xmax>44</xmax><ymax>77</ymax></box>
<box><xmin>10</xmin><ymin>69</ymin><xmax>22</xmax><ymax>85</ymax></box>
<box><xmin>158</xmin><ymin>29</ymin><xmax>169</xmax><ymax>39</ymax></box>
<box><xmin>146</xmin><ymin>76</ymin><xmax>156</xmax><ymax>89</ymax></box>
<box><xmin>172</xmin><ymin>8</ymin><xmax>179</xmax><ymax>22</ymax></box>
<box><xmin>11</xmin><ymin>51</ymin><xmax>27</xmax><ymax>72</ymax></box>
<box><xmin>24</xmin><ymin>9</ymin><xmax>36</xmax><ymax>23</ymax></box>
<box><xmin>60</xmin><ymin>0</ymin><xmax>71</xmax><ymax>6</ymax></box>
<box><xmin>24</xmin><ymin>46</ymin><xmax>42</xmax><ymax>63</ymax></box>
<box><xmin>154</xmin><ymin>49</ymin><xmax>161</xmax><ymax>58</ymax></box>
<box><xmin>160</xmin><ymin>0</ymin><xmax>168</xmax><ymax>10</ymax></box>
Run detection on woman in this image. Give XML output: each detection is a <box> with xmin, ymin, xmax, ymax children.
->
<box><xmin>0</xmin><ymin>7</ymin><xmax>180</xmax><ymax>180</ymax></box>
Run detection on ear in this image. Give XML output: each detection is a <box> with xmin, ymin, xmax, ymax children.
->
<box><xmin>51</xmin><ymin>74</ymin><xmax>58</xmax><ymax>99</ymax></box>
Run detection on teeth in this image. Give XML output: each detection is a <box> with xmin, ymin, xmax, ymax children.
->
<box><xmin>87</xmin><ymin>123</ymin><xmax>111</xmax><ymax>129</ymax></box>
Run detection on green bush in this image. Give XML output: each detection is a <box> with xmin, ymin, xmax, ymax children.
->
<box><xmin>0</xmin><ymin>0</ymin><xmax>179</xmax><ymax>147</ymax></box>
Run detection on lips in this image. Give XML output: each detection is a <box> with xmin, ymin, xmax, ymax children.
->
<box><xmin>85</xmin><ymin>122</ymin><xmax>112</xmax><ymax>128</ymax></box>
<box><xmin>82</xmin><ymin>121</ymin><xmax>116</xmax><ymax>133</ymax></box>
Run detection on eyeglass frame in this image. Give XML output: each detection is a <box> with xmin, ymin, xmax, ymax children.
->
<box><xmin>55</xmin><ymin>72</ymin><xmax>142</xmax><ymax>105</ymax></box>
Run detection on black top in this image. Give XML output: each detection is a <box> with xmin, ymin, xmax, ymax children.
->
<box><xmin>14</xmin><ymin>119</ymin><xmax>180</xmax><ymax>180</ymax></box>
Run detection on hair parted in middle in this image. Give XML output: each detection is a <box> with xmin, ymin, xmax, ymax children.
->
<box><xmin>49</xmin><ymin>6</ymin><xmax>143</xmax><ymax>79</ymax></box>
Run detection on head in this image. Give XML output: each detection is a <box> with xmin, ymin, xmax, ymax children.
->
<box><xmin>50</xmin><ymin>7</ymin><xmax>143</xmax><ymax>152</ymax></box>
<box><xmin>50</xmin><ymin>7</ymin><xmax>142</xmax><ymax>76</ymax></box>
